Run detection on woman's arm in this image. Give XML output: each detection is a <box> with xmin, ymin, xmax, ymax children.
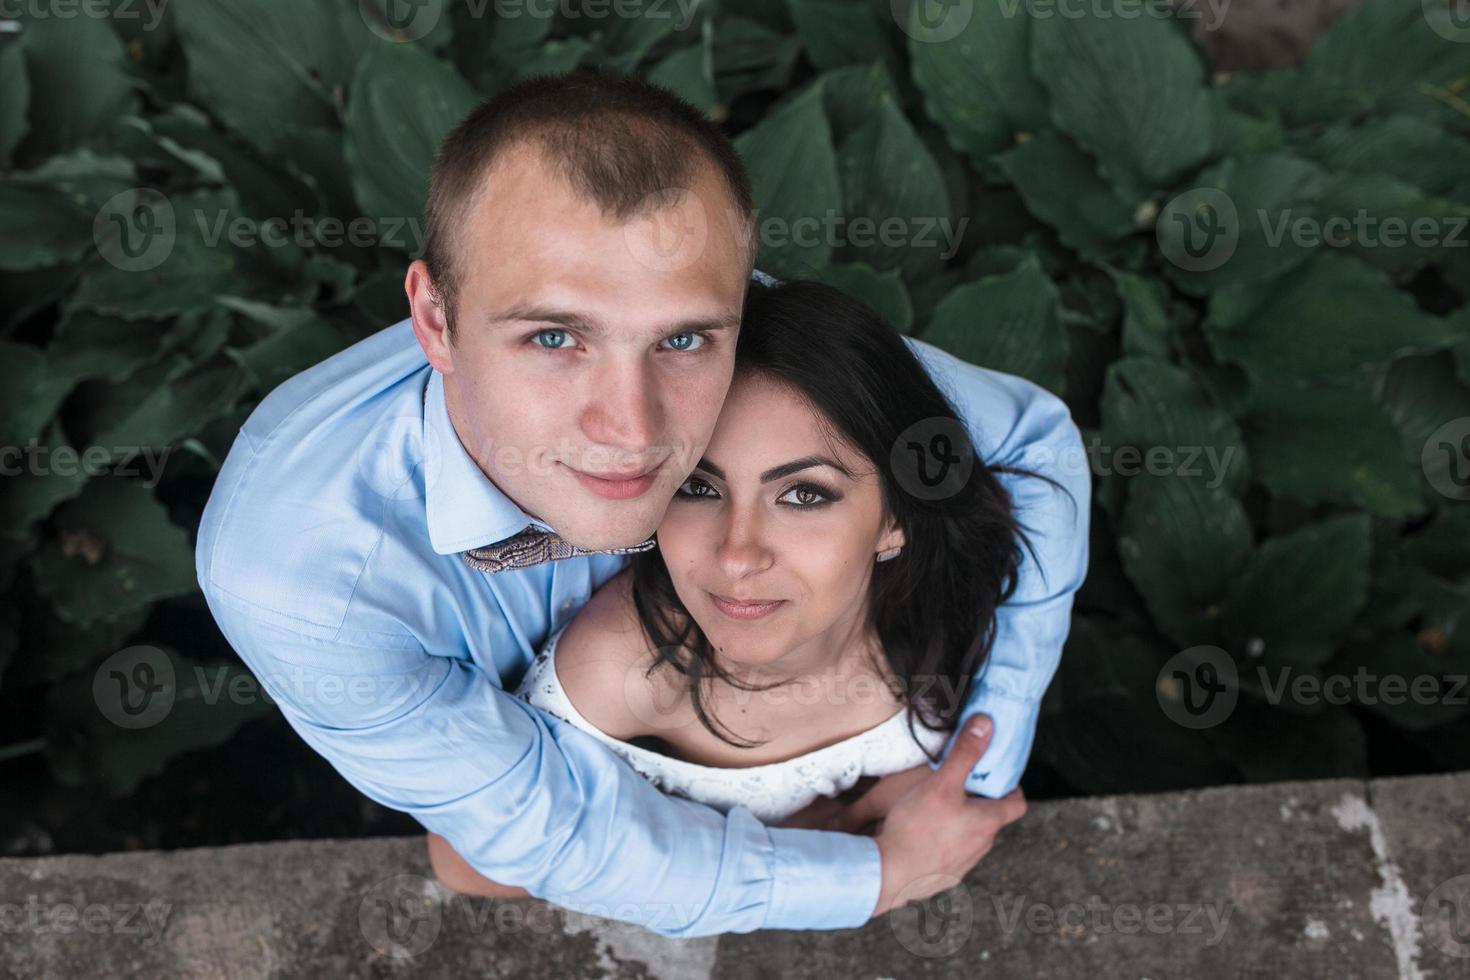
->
<box><xmin>425</xmin><ymin>831</ymin><xmax>533</xmax><ymax>900</ymax></box>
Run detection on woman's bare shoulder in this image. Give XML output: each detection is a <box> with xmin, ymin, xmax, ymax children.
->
<box><xmin>555</xmin><ymin>568</ymin><xmax>669</xmax><ymax>741</ymax></box>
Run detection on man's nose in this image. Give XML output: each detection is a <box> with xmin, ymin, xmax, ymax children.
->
<box><xmin>581</xmin><ymin>359</ymin><xmax>661</xmax><ymax>455</ymax></box>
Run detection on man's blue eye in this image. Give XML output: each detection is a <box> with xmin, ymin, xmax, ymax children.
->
<box><xmin>534</xmin><ymin>329</ymin><xmax>571</xmax><ymax>350</ymax></box>
<box><xmin>662</xmin><ymin>333</ymin><xmax>705</xmax><ymax>352</ymax></box>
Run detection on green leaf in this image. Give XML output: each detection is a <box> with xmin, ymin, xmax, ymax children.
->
<box><xmin>820</xmin><ymin>62</ymin><xmax>899</xmax><ymax>146</ymax></box>
<box><xmin>0</xmin><ymin>183</ymin><xmax>93</xmax><ymax>272</ymax></box>
<box><xmin>0</xmin><ymin>341</ymin><xmax>73</xmax><ymax>448</ymax></box>
<box><xmin>91</xmin><ymin>361</ymin><xmax>247</xmax><ymax>453</ymax></box>
<box><xmin>9</xmin><ymin>148</ymin><xmax>137</xmax><ymax>210</ymax></box>
<box><xmin>713</xmin><ymin>16</ymin><xmax>800</xmax><ymax>104</ymax></box>
<box><xmin>1328</xmin><ymin>633</ymin><xmax>1470</xmax><ymax>732</ymax></box>
<box><xmin>1313</xmin><ymin>173</ymin><xmax>1470</xmax><ymax>281</ymax></box>
<box><xmin>646</xmin><ymin>40</ymin><xmax>717</xmax><ymax>115</ymax></box>
<box><xmin>0</xmin><ymin>41</ymin><xmax>29</xmax><ymax>167</ymax></box>
<box><xmin>734</xmin><ymin>84</ymin><xmax>842</xmax><ymax>278</ymax></box>
<box><xmin>1246</xmin><ymin>377</ymin><xmax>1424</xmax><ymax>518</ymax></box>
<box><xmin>73</xmin><ymin>188</ymin><xmax>259</xmax><ymax>319</ymax></box>
<box><xmin>343</xmin><ymin>41</ymin><xmax>480</xmax><ymax>248</ymax></box>
<box><xmin>1217</xmin><ymin>513</ymin><xmax>1372</xmax><ymax>666</ymax></box>
<box><xmin>836</xmin><ymin>92</ymin><xmax>951</xmax><ymax>279</ymax></box>
<box><xmin>1030</xmin><ymin>4</ymin><xmax>1219</xmax><ymax>194</ymax></box>
<box><xmin>1100</xmin><ymin>356</ymin><xmax>1251</xmax><ymax>498</ymax></box>
<box><xmin>43</xmin><ymin>647</ymin><xmax>274</xmax><ymax>796</ymax></box>
<box><xmin>1117</xmin><ymin>473</ymin><xmax>1252</xmax><ymax>649</ymax></box>
<box><xmin>1159</xmin><ymin>154</ymin><xmax>1329</xmax><ymax>296</ymax></box>
<box><xmin>0</xmin><ymin>422</ymin><xmax>89</xmax><ymax>540</ymax></box>
<box><xmin>16</xmin><ymin>13</ymin><xmax>137</xmax><ymax>157</ymax></box>
<box><xmin>30</xmin><ymin>480</ymin><xmax>199</xmax><ymax>626</ymax></box>
<box><xmin>1303</xmin><ymin>116</ymin><xmax>1470</xmax><ymax>197</ymax></box>
<box><xmin>1377</xmin><ymin>351</ymin><xmax>1470</xmax><ymax>504</ymax></box>
<box><xmin>998</xmin><ymin>130</ymin><xmax>1137</xmax><ymax>261</ymax></box>
<box><xmin>908</xmin><ymin>0</ymin><xmax>1049</xmax><ymax>160</ymax></box>
<box><xmin>922</xmin><ymin>255</ymin><xmax>1067</xmax><ymax>394</ymax></box>
<box><xmin>1206</xmin><ymin>255</ymin><xmax>1462</xmax><ymax>388</ymax></box>
<box><xmin>789</xmin><ymin>0</ymin><xmax>891</xmax><ymax>71</ymax></box>
<box><xmin>221</xmin><ymin>299</ymin><xmax>348</xmax><ymax>393</ymax></box>
<box><xmin>1292</xmin><ymin>0</ymin><xmax>1470</xmax><ymax>129</ymax></box>
<box><xmin>172</xmin><ymin>0</ymin><xmax>366</xmax><ymax>155</ymax></box>
<box><xmin>811</xmin><ymin>262</ymin><xmax>912</xmax><ymax>333</ymax></box>
<box><xmin>1113</xmin><ymin>272</ymin><xmax>1171</xmax><ymax>359</ymax></box>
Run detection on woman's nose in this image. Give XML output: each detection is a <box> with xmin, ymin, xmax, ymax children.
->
<box><xmin>715</xmin><ymin>507</ymin><xmax>775</xmax><ymax>576</ymax></box>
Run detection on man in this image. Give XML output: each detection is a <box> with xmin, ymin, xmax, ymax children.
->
<box><xmin>195</xmin><ymin>69</ymin><xmax>1089</xmax><ymax>938</ymax></box>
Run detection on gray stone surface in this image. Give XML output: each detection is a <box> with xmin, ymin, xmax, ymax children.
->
<box><xmin>1192</xmin><ymin>0</ymin><xmax>1363</xmax><ymax>71</ymax></box>
<box><xmin>3</xmin><ymin>773</ymin><xmax>1469</xmax><ymax>979</ymax></box>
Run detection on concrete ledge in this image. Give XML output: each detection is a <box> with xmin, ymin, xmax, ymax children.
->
<box><xmin>3</xmin><ymin>773</ymin><xmax>1468</xmax><ymax>979</ymax></box>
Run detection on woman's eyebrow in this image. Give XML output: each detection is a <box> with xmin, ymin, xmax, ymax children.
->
<box><xmin>696</xmin><ymin>455</ymin><xmax>853</xmax><ymax>483</ymax></box>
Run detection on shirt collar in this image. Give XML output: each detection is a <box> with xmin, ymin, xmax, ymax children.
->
<box><xmin>423</xmin><ymin>369</ymin><xmax>550</xmax><ymax>555</ymax></box>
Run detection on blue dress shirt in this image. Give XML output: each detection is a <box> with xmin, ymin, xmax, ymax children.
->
<box><xmin>195</xmin><ymin>312</ymin><xmax>1090</xmax><ymax>937</ymax></box>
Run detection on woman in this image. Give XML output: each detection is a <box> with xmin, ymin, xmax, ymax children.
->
<box><xmin>428</xmin><ymin>278</ymin><xmax>1060</xmax><ymax>899</ymax></box>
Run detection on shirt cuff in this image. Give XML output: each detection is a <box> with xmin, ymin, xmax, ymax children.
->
<box><xmin>931</xmin><ymin>686</ymin><xmax>1041</xmax><ymax>799</ymax></box>
<box><xmin>763</xmin><ymin>826</ymin><xmax>882</xmax><ymax>930</ymax></box>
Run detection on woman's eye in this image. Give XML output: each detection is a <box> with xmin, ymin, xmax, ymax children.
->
<box><xmin>677</xmin><ymin>476</ymin><xmax>717</xmax><ymax>498</ymax></box>
<box><xmin>660</xmin><ymin>332</ymin><xmax>706</xmax><ymax>352</ymax></box>
<box><xmin>780</xmin><ymin>484</ymin><xmax>833</xmax><ymax>509</ymax></box>
<box><xmin>533</xmin><ymin>329</ymin><xmax>573</xmax><ymax>350</ymax></box>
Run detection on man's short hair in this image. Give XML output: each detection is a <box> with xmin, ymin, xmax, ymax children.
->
<box><xmin>423</xmin><ymin>68</ymin><xmax>757</xmax><ymax>334</ymax></box>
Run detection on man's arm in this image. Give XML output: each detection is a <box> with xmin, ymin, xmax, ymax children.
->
<box><xmin>902</xmin><ymin>336</ymin><xmax>1092</xmax><ymax>798</ymax></box>
<box><xmin>196</xmin><ymin>592</ymin><xmax>882</xmax><ymax>937</ymax></box>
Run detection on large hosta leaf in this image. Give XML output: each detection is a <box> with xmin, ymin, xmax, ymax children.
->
<box><xmin>1030</xmin><ymin>4</ymin><xmax>1220</xmax><ymax>193</ymax></box>
<box><xmin>1100</xmin><ymin>356</ymin><xmax>1250</xmax><ymax>497</ymax></box>
<box><xmin>998</xmin><ymin>129</ymin><xmax>1137</xmax><ymax>261</ymax></box>
<box><xmin>922</xmin><ymin>254</ymin><xmax>1066</xmax><ymax>394</ymax></box>
<box><xmin>909</xmin><ymin>0</ymin><xmax>1049</xmax><ymax>159</ymax></box>
<box><xmin>734</xmin><ymin>84</ymin><xmax>842</xmax><ymax>278</ymax></box>
<box><xmin>30</xmin><ymin>480</ymin><xmax>199</xmax><ymax>626</ymax></box>
<box><xmin>16</xmin><ymin>13</ymin><xmax>137</xmax><ymax>157</ymax></box>
<box><xmin>836</xmin><ymin>92</ymin><xmax>951</xmax><ymax>279</ymax></box>
<box><xmin>0</xmin><ymin>183</ymin><xmax>93</xmax><ymax>272</ymax></box>
<box><xmin>1216</xmin><ymin>513</ymin><xmax>1372</xmax><ymax>666</ymax></box>
<box><xmin>1204</xmin><ymin>254</ymin><xmax>1462</xmax><ymax>388</ymax></box>
<box><xmin>172</xmin><ymin>0</ymin><xmax>367</xmax><ymax>155</ymax></box>
<box><xmin>1117</xmin><ymin>473</ymin><xmax>1252</xmax><ymax>648</ymax></box>
<box><xmin>0</xmin><ymin>41</ymin><xmax>29</xmax><ymax>167</ymax></box>
<box><xmin>343</xmin><ymin>41</ymin><xmax>480</xmax><ymax>246</ymax></box>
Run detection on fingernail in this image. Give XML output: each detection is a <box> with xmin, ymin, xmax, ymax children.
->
<box><xmin>968</xmin><ymin>716</ymin><xmax>991</xmax><ymax>740</ymax></box>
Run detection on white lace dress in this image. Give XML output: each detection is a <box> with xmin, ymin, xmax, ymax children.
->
<box><xmin>513</xmin><ymin>621</ymin><xmax>953</xmax><ymax>823</ymax></box>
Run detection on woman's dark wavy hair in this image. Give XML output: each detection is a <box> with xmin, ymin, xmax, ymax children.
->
<box><xmin>629</xmin><ymin>278</ymin><xmax>1072</xmax><ymax>761</ymax></box>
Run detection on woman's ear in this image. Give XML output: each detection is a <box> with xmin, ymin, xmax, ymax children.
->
<box><xmin>877</xmin><ymin>518</ymin><xmax>905</xmax><ymax>555</ymax></box>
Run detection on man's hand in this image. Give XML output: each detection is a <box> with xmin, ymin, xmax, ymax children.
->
<box><xmin>869</xmin><ymin>714</ymin><xmax>1027</xmax><ymax>919</ymax></box>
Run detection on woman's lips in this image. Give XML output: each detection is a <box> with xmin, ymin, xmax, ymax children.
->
<box><xmin>708</xmin><ymin>592</ymin><xmax>786</xmax><ymax>620</ymax></box>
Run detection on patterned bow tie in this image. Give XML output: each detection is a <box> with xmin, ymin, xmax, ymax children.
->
<box><xmin>460</xmin><ymin>524</ymin><xmax>657</xmax><ymax>573</ymax></box>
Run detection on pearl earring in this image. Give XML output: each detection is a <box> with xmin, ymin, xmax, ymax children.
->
<box><xmin>876</xmin><ymin>547</ymin><xmax>902</xmax><ymax>562</ymax></box>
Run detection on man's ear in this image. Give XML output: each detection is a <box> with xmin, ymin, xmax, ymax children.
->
<box><xmin>406</xmin><ymin>259</ymin><xmax>454</xmax><ymax>374</ymax></box>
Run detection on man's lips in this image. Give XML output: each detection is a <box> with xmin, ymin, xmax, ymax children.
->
<box><xmin>566</xmin><ymin>462</ymin><xmax>659</xmax><ymax>500</ymax></box>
